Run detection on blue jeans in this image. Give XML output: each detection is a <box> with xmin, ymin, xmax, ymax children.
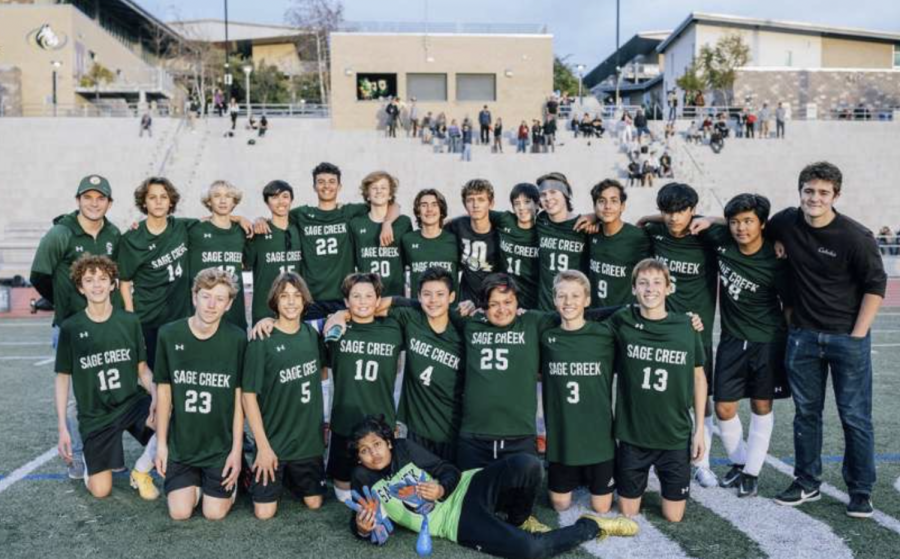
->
<box><xmin>516</xmin><ymin>139</ymin><xmax>527</xmax><ymax>153</ymax></box>
<box><xmin>785</xmin><ymin>327</ymin><xmax>875</xmax><ymax>496</ymax></box>
<box><xmin>461</xmin><ymin>144</ymin><xmax>472</xmax><ymax>161</ymax></box>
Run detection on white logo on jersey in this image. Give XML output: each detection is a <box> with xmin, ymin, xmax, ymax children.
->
<box><xmin>634</xmin><ymin>323</ymin><xmax>645</xmax><ymax>330</ymax></box>
<box><xmin>204</xmin><ymin>233</ymin><xmax>213</xmax><ymax>239</ymax></box>
<box><xmin>265</xmin><ymin>234</ymin><xmax>273</xmax><ymax>240</ymax></box>
<box><xmin>175</xmin><ymin>344</ymin><xmax>184</xmax><ymax>351</ymax></box>
<box><xmin>359</xmin><ymin>228</ymin><xmax>367</xmax><ymax>234</ymax></box>
<box><xmin>148</xmin><ymin>244</ymin><xmax>156</xmax><ymax>251</ymax></box>
<box><xmin>79</xmin><ymin>331</ymin><xmax>89</xmax><ymax>339</ymax></box>
<box><xmin>608</xmin><ymin>477</ymin><xmax>616</xmax><ymax>487</ymax></box>
<box><xmin>106</xmin><ymin>242</ymin><xmax>113</xmax><ymax>255</ymax></box>
<box><xmin>75</xmin><ymin>246</ymin><xmax>84</xmax><ymax>252</ymax></box>
<box><xmin>818</xmin><ymin>247</ymin><xmax>837</xmax><ymax>258</ymax></box>
<box><xmin>276</xmin><ymin>345</ymin><xmax>286</xmax><ymax>352</ymax></box>
<box><xmin>717</xmin><ymin>246</ymin><xmax>727</xmax><ymax>254</ymax></box>
<box><xmin>681</xmin><ymin>486</ymin><xmax>690</xmax><ymax>494</ymax></box>
<box><xmin>412</xmin><ymin>244</ymin><xmax>419</xmax><ymax>249</ymax></box>
<box><xmin>547</xmin><ymin>337</ymin><xmax>556</xmax><ymax>344</ymax></box>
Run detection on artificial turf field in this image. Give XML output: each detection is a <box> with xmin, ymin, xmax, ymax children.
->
<box><xmin>1</xmin><ymin>314</ymin><xmax>899</xmax><ymax>559</ymax></box>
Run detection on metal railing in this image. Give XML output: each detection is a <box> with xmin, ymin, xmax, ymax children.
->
<box><xmin>15</xmin><ymin>102</ymin><xmax>173</xmax><ymax>118</ymax></box>
<box><xmin>674</xmin><ymin>105</ymin><xmax>898</xmax><ymax>121</ymax></box>
<box><xmin>338</xmin><ymin>21</ymin><xmax>548</xmax><ymax>34</ymax></box>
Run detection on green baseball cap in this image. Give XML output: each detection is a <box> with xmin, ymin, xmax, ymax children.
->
<box><xmin>76</xmin><ymin>174</ymin><xmax>112</xmax><ymax>199</ymax></box>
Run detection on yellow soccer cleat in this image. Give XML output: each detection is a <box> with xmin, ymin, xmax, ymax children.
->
<box><xmin>130</xmin><ymin>469</ymin><xmax>160</xmax><ymax>501</ymax></box>
<box><xmin>518</xmin><ymin>515</ymin><xmax>552</xmax><ymax>534</ymax></box>
<box><xmin>579</xmin><ymin>514</ymin><xmax>639</xmax><ymax>541</ymax></box>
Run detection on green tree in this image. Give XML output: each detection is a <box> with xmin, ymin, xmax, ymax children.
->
<box><xmin>675</xmin><ymin>57</ymin><xmax>704</xmax><ymax>105</ymax></box>
<box><xmin>251</xmin><ymin>60</ymin><xmax>290</xmax><ymax>105</ymax></box>
<box><xmin>79</xmin><ymin>62</ymin><xmax>116</xmax><ymax>100</ymax></box>
<box><xmin>553</xmin><ymin>57</ymin><xmax>579</xmax><ymax>96</ymax></box>
<box><xmin>698</xmin><ymin>33</ymin><xmax>751</xmax><ymax>105</ymax></box>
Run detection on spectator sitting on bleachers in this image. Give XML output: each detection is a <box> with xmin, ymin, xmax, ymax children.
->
<box><xmin>878</xmin><ymin>226</ymin><xmax>896</xmax><ymax>256</ymax></box>
<box><xmin>658</xmin><ymin>151</ymin><xmax>673</xmax><ymax>178</ymax></box>
<box><xmin>627</xmin><ymin>159</ymin><xmax>642</xmax><ymax>187</ymax></box>
<box><xmin>579</xmin><ymin>113</ymin><xmax>593</xmax><ymax>138</ymax></box>
<box><xmin>591</xmin><ymin>115</ymin><xmax>605</xmax><ymax>139</ymax></box>
<box><xmin>640</xmin><ymin>158</ymin><xmax>656</xmax><ymax>187</ymax></box>
<box><xmin>686</xmin><ymin>120</ymin><xmax>703</xmax><ymax>143</ymax></box>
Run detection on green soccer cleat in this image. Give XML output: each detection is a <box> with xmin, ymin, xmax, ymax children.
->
<box><xmin>580</xmin><ymin>514</ymin><xmax>640</xmax><ymax>541</ymax></box>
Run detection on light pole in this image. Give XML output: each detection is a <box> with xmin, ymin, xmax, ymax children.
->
<box><xmin>242</xmin><ymin>64</ymin><xmax>253</xmax><ymax>117</ymax></box>
<box><xmin>576</xmin><ymin>64</ymin><xmax>586</xmax><ymax>105</ymax></box>
<box><xmin>51</xmin><ymin>60</ymin><xmax>62</xmax><ymax>117</ymax></box>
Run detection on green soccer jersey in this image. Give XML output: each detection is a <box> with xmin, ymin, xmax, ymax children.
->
<box><xmin>55</xmin><ymin>309</ymin><xmax>147</xmax><ymax>438</ymax></box>
<box><xmin>242</xmin><ymin>324</ymin><xmax>325</xmax><ymax>461</ymax></box>
<box><xmin>31</xmin><ymin>212</ymin><xmax>120</xmax><ymax>326</ymax></box>
<box><xmin>327</xmin><ymin>317</ymin><xmax>404</xmax><ymax>437</ymax></box>
<box><xmin>188</xmin><ymin>221</ymin><xmax>247</xmax><ymax>330</ymax></box>
<box><xmin>536</xmin><ymin>213</ymin><xmax>589</xmax><ymax>311</ymax></box>
<box><xmin>645</xmin><ymin>222</ymin><xmax>718</xmax><ymax>350</ymax></box>
<box><xmin>540</xmin><ymin>321</ymin><xmax>616</xmax><ymax>465</ymax></box>
<box><xmin>610</xmin><ymin>306</ymin><xmax>704</xmax><ymax>450</ymax></box>
<box><xmin>459</xmin><ymin>311</ymin><xmax>557</xmax><ymax>438</ymax></box>
<box><xmin>391</xmin><ymin>307</ymin><xmax>464</xmax><ymax>444</ymax></box>
<box><xmin>401</xmin><ymin>229</ymin><xmax>459</xmax><ymax>296</ymax></box>
<box><xmin>495</xmin><ymin>211</ymin><xmax>540</xmax><ymax>309</ymax></box>
<box><xmin>702</xmin><ymin>225</ymin><xmax>788</xmax><ymax>342</ymax></box>
<box><xmin>350</xmin><ymin>213</ymin><xmax>413</xmax><ymax>296</ymax></box>
<box><xmin>290</xmin><ymin>203</ymin><xmax>368</xmax><ymax>301</ymax></box>
<box><xmin>588</xmin><ymin>223</ymin><xmax>652</xmax><ymax>307</ymax></box>
<box><xmin>243</xmin><ymin>221</ymin><xmax>303</xmax><ymax>324</ymax></box>
<box><xmin>118</xmin><ymin>217</ymin><xmax>197</xmax><ymax>328</ymax></box>
<box><xmin>154</xmin><ymin>318</ymin><xmax>247</xmax><ymax>468</ymax></box>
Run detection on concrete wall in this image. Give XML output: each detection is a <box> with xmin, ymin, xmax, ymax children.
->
<box><xmin>0</xmin><ymin>4</ymin><xmax>161</xmax><ymax>111</ymax></box>
<box><xmin>0</xmin><ymin>65</ymin><xmax>23</xmax><ymax>116</ymax></box>
<box><xmin>330</xmin><ymin>33</ymin><xmax>553</xmax><ymax>130</ymax></box>
<box><xmin>734</xmin><ymin>68</ymin><xmax>900</xmax><ymax>113</ymax></box>
<box><xmin>822</xmin><ymin>37</ymin><xmax>893</xmax><ymax>69</ymax></box>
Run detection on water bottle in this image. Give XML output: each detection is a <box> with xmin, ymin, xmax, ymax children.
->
<box><xmin>416</xmin><ymin>515</ymin><xmax>432</xmax><ymax>557</ymax></box>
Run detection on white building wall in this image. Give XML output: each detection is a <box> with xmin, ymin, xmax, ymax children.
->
<box><xmin>662</xmin><ymin>24</ymin><xmax>696</xmax><ymax>104</ymax></box>
<box><xmin>696</xmin><ymin>25</ymin><xmax>822</xmax><ymax>69</ymax></box>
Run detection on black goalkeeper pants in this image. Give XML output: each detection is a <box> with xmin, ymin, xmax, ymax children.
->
<box><xmin>456</xmin><ymin>455</ymin><xmax>599</xmax><ymax>558</ymax></box>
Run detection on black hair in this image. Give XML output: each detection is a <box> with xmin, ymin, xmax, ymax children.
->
<box><xmin>348</xmin><ymin>415</ymin><xmax>395</xmax><ymax>458</ymax></box>
<box><xmin>509</xmin><ymin>182</ymin><xmax>540</xmax><ymax>206</ymax></box>
<box><xmin>798</xmin><ymin>161</ymin><xmax>842</xmax><ymax>195</ymax></box>
<box><xmin>479</xmin><ymin>272</ymin><xmax>519</xmax><ymax>309</ymax></box>
<box><xmin>590</xmin><ymin>178</ymin><xmax>627</xmax><ymax>204</ymax></box>
<box><xmin>724</xmin><ymin>193</ymin><xmax>771</xmax><ymax>223</ymax></box>
<box><xmin>418</xmin><ymin>266</ymin><xmax>455</xmax><ymax>294</ymax></box>
<box><xmin>262</xmin><ymin>180</ymin><xmax>294</xmax><ymax>202</ymax></box>
<box><xmin>656</xmin><ymin>182</ymin><xmax>699</xmax><ymax>213</ymax></box>
<box><xmin>341</xmin><ymin>272</ymin><xmax>384</xmax><ymax>299</ymax></box>
<box><xmin>312</xmin><ymin>162</ymin><xmax>342</xmax><ymax>185</ymax></box>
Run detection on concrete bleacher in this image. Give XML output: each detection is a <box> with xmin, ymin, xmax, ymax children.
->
<box><xmin>0</xmin><ymin>116</ymin><xmax>897</xmax><ymax>279</ymax></box>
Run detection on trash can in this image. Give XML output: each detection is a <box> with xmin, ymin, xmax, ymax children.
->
<box><xmin>0</xmin><ymin>285</ymin><xmax>10</xmax><ymax>313</ymax></box>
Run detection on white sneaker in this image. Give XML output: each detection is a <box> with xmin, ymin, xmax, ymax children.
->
<box><xmin>694</xmin><ymin>466</ymin><xmax>718</xmax><ymax>488</ymax></box>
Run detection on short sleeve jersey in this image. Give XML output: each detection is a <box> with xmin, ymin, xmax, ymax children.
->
<box><xmin>290</xmin><ymin>203</ymin><xmax>368</xmax><ymax>301</ymax></box>
<box><xmin>610</xmin><ymin>306</ymin><xmax>704</xmax><ymax>450</ymax></box>
<box><xmin>588</xmin><ymin>223</ymin><xmax>652</xmax><ymax>307</ymax></box>
<box><xmin>188</xmin><ymin>221</ymin><xmax>247</xmax><ymax>330</ymax></box>
<box><xmin>349</xmin><ymin>213</ymin><xmax>413</xmax><ymax>296</ymax></box>
<box><xmin>118</xmin><ymin>217</ymin><xmax>196</xmax><ymax>328</ymax></box>
<box><xmin>154</xmin><ymin>319</ymin><xmax>247</xmax><ymax>468</ymax></box>
<box><xmin>243</xmin><ymin>221</ymin><xmax>303</xmax><ymax>324</ymax></box>
<box><xmin>401</xmin><ymin>229</ymin><xmax>459</xmax><ymax>296</ymax></box>
<box><xmin>327</xmin><ymin>317</ymin><xmax>404</xmax><ymax>437</ymax></box>
<box><xmin>702</xmin><ymin>225</ymin><xmax>787</xmax><ymax>342</ymax></box>
<box><xmin>55</xmin><ymin>309</ymin><xmax>147</xmax><ymax>438</ymax></box>
<box><xmin>540</xmin><ymin>321</ymin><xmax>616</xmax><ymax>465</ymax></box>
<box><xmin>242</xmin><ymin>324</ymin><xmax>325</xmax><ymax>461</ymax></box>
<box><xmin>31</xmin><ymin>212</ymin><xmax>120</xmax><ymax>326</ymax></box>
<box><xmin>494</xmin><ymin>212</ymin><xmax>540</xmax><ymax>309</ymax></box>
<box><xmin>391</xmin><ymin>307</ymin><xmax>464</xmax><ymax>443</ymax></box>
<box><xmin>444</xmin><ymin>214</ymin><xmax>501</xmax><ymax>304</ymax></box>
<box><xmin>459</xmin><ymin>311</ymin><xmax>557</xmax><ymax>438</ymax></box>
<box><xmin>536</xmin><ymin>213</ymin><xmax>589</xmax><ymax>311</ymax></box>
<box><xmin>644</xmin><ymin>222</ymin><xmax>718</xmax><ymax>348</ymax></box>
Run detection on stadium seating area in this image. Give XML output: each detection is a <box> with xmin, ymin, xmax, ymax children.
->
<box><xmin>1</xmin><ymin>116</ymin><xmax>898</xmax><ymax>279</ymax></box>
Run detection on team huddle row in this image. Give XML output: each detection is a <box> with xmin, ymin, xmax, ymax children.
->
<box><xmin>35</xmin><ymin>160</ymin><xmax>886</xmax><ymax>550</ymax></box>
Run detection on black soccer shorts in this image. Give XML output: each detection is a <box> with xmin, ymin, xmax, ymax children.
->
<box><xmin>616</xmin><ymin>441</ymin><xmax>691</xmax><ymax>502</ymax></box>
<box><xmin>250</xmin><ymin>457</ymin><xmax>327</xmax><ymax>504</ymax></box>
<box><xmin>714</xmin><ymin>335</ymin><xmax>791</xmax><ymax>402</ymax></box>
<box><xmin>82</xmin><ymin>396</ymin><xmax>153</xmax><ymax>476</ymax></box>
<box><xmin>548</xmin><ymin>458</ymin><xmax>615</xmax><ymax>495</ymax></box>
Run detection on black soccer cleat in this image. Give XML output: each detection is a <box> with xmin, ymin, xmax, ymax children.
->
<box><xmin>737</xmin><ymin>473</ymin><xmax>758</xmax><ymax>498</ymax></box>
<box><xmin>774</xmin><ymin>480</ymin><xmax>821</xmax><ymax>506</ymax></box>
<box><xmin>720</xmin><ymin>464</ymin><xmax>744</xmax><ymax>488</ymax></box>
<box><xmin>846</xmin><ymin>494</ymin><xmax>874</xmax><ymax>518</ymax></box>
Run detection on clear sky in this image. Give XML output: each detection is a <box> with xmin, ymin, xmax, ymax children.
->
<box><xmin>144</xmin><ymin>0</ymin><xmax>900</xmax><ymax>69</ymax></box>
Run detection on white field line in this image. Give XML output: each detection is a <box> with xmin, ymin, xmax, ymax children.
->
<box><xmin>765</xmin><ymin>455</ymin><xmax>900</xmax><ymax>535</ymax></box>
<box><xmin>33</xmin><ymin>357</ymin><xmax>55</xmax><ymax>366</ymax></box>
<box><xmin>0</xmin><ymin>342</ymin><xmax>49</xmax><ymax>346</ymax></box>
<box><xmin>0</xmin><ymin>322</ymin><xmax>52</xmax><ymax>327</ymax></box>
<box><xmin>689</xmin><ymin>484</ymin><xmax>853</xmax><ymax>559</ymax></box>
<box><xmin>0</xmin><ymin>447</ymin><xmax>57</xmax><ymax>495</ymax></box>
<box><xmin>894</xmin><ymin>477</ymin><xmax>900</xmax><ymax>495</ymax></box>
<box><xmin>872</xmin><ymin>344</ymin><xmax>900</xmax><ymax>348</ymax></box>
<box><xmin>0</xmin><ymin>356</ymin><xmax>53</xmax><ymax>361</ymax></box>
<box><xmin>557</xmin><ymin>489</ymin><xmax>693</xmax><ymax>559</ymax></box>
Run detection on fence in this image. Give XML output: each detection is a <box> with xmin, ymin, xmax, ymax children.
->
<box><xmin>675</xmin><ymin>104</ymin><xmax>898</xmax><ymax>121</ymax></box>
<box><xmin>4</xmin><ymin>102</ymin><xmax>329</xmax><ymax>119</ymax></box>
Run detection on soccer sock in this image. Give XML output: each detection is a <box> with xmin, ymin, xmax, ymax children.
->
<box><xmin>334</xmin><ymin>486</ymin><xmax>351</xmax><ymax>503</ymax></box>
<box><xmin>698</xmin><ymin>415</ymin><xmax>715</xmax><ymax>469</ymax></box>
<box><xmin>718</xmin><ymin>416</ymin><xmax>747</xmax><ymax>466</ymax></box>
<box><xmin>744</xmin><ymin>412</ymin><xmax>774</xmax><ymax>477</ymax></box>
<box><xmin>134</xmin><ymin>434</ymin><xmax>157</xmax><ymax>474</ymax></box>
